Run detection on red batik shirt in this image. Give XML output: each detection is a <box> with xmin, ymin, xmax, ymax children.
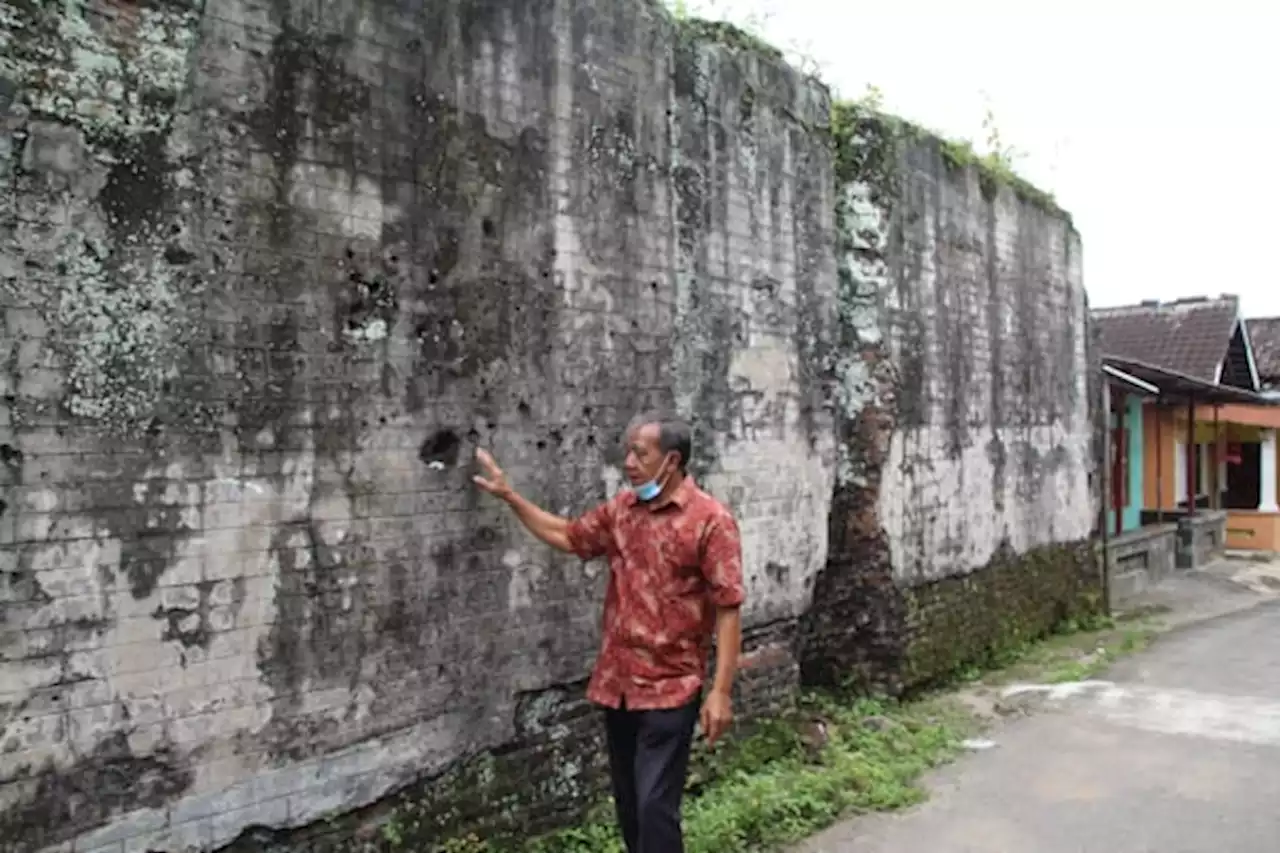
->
<box><xmin>566</xmin><ymin>476</ymin><xmax>745</xmax><ymax>710</ymax></box>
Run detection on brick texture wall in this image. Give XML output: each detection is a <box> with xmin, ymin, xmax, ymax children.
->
<box><xmin>1</xmin><ymin>2</ymin><xmax>834</xmax><ymax>852</ymax></box>
<box><xmin>0</xmin><ymin>5</ymin><xmax>1095</xmax><ymax>853</ymax></box>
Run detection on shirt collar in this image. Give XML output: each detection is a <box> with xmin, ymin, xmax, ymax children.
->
<box><xmin>666</xmin><ymin>475</ymin><xmax>698</xmax><ymax>508</ymax></box>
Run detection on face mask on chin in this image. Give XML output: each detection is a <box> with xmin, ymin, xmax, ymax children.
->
<box><xmin>633</xmin><ymin>453</ymin><xmax>672</xmax><ymax>502</ymax></box>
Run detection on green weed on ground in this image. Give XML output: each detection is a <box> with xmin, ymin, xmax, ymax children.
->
<box><xmin>951</xmin><ymin>612</ymin><xmax>1164</xmax><ymax>688</ymax></box>
<box><xmin>423</xmin><ymin>612</ymin><xmax>1165</xmax><ymax>853</ymax></box>
<box><xmin>426</xmin><ymin>695</ymin><xmax>975</xmax><ymax>853</ymax></box>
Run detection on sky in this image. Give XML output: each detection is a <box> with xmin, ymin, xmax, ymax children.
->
<box><xmin>677</xmin><ymin>0</ymin><xmax>1280</xmax><ymax>318</ymax></box>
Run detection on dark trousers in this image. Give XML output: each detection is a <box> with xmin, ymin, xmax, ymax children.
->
<box><xmin>603</xmin><ymin>699</ymin><xmax>699</xmax><ymax>853</ymax></box>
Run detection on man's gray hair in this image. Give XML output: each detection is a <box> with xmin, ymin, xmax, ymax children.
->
<box><xmin>627</xmin><ymin>410</ymin><xmax>693</xmax><ymax>472</ymax></box>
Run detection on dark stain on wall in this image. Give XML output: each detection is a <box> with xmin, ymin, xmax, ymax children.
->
<box><xmin>78</xmin><ymin>439</ymin><xmax>199</xmax><ymax>601</ymax></box>
<box><xmin>392</xmin><ymin>89</ymin><xmax>556</xmax><ymax>412</ymax></box>
<box><xmin>153</xmin><ymin>579</ymin><xmax>217</xmax><ymax>653</ymax></box>
<box><xmin>233</xmin><ymin>15</ymin><xmax>372</xmax><ymax>458</ymax></box>
<box><xmin>0</xmin><ymin>731</ymin><xmax>193</xmax><ymax>853</ymax></box>
<box><xmin>791</xmin><ymin>121</ymin><xmax>837</xmax><ymax>451</ymax></box>
<box><xmin>99</xmin><ymin>131</ymin><xmax>171</xmax><ymax>239</ymax></box>
<box><xmin>257</xmin><ymin>518</ymin><xmax>372</xmax><ymax>761</ymax></box>
<box><xmin>670</xmin><ymin>27</ymin><xmax>743</xmax><ymax>481</ymax></box>
<box><xmin>985</xmin><ymin>200</ymin><xmax>1007</xmax><ymax>508</ymax></box>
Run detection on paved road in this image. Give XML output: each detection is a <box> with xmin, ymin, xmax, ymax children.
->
<box><xmin>799</xmin><ymin>599</ymin><xmax>1280</xmax><ymax>853</ymax></box>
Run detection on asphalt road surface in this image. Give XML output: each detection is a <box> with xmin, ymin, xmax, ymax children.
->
<box><xmin>799</xmin><ymin>599</ymin><xmax>1280</xmax><ymax>853</ymax></box>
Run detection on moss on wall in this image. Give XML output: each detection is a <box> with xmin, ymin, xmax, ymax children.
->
<box><xmin>674</xmin><ymin>17</ymin><xmax>785</xmax><ymax>62</ymax></box>
<box><xmin>900</xmin><ymin>540</ymin><xmax>1105</xmax><ymax>689</ymax></box>
<box><xmin>830</xmin><ymin>100</ymin><xmax>1069</xmax><ymax>224</ymax></box>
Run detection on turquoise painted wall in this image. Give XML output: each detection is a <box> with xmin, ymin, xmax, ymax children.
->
<box><xmin>1122</xmin><ymin>396</ymin><xmax>1143</xmax><ymax>532</ymax></box>
<box><xmin>1107</xmin><ymin>396</ymin><xmax>1144</xmax><ymax>534</ymax></box>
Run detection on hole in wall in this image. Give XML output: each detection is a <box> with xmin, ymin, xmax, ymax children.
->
<box><xmin>481</xmin><ymin>217</ymin><xmax>496</xmax><ymax>237</ymax></box>
<box><xmin>164</xmin><ymin>245</ymin><xmax>196</xmax><ymax>265</ymax></box>
<box><xmin>517</xmin><ymin>400</ymin><xmax>531</xmax><ymax>418</ymax></box>
<box><xmin>0</xmin><ymin>443</ymin><xmax>22</xmax><ymax>468</ymax></box>
<box><xmin>418</xmin><ymin>430</ymin><xmax>461</xmax><ymax>468</ymax></box>
<box><xmin>0</xmin><ymin>498</ymin><xmax>7</xmax><ymax>518</ymax></box>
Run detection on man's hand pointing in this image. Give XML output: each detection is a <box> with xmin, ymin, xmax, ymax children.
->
<box><xmin>473</xmin><ymin>448</ymin><xmax>513</xmax><ymax>501</ymax></box>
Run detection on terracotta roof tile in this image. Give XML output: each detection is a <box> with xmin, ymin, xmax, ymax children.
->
<box><xmin>1092</xmin><ymin>296</ymin><xmax>1239</xmax><ymax>384</ymax></box>
<box><xmin>1247</xmin><ymin>316</ymin><xmax>1280</xmax><ymax>385</ymax></box>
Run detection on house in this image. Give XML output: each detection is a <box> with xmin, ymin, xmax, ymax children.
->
<box><xmin>1093</xmin><ymin>296</ymin><xmax>1278</xmax><ymax>600</ymax></box>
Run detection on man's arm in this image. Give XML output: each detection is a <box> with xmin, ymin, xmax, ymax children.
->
<box><xmin>473</xmin><ymin>448</ymin><xmax>613</xmax><ymax>558</ymax></box>
<box><xmin>698</xmin><ymin>513</ymin><xmax>746</xmax><ymax>745</ymax></box>
<box><xmin>502</xmin><ymin>490</ymin><xmax>573</xmax><ymax>553</ymax></box>
<box><xmin>708</xmin><ymin>605</ymin><xmax>742</xmax><ymax>698</ymax></box>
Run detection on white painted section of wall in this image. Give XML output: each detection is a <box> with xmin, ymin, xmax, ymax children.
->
<box><xmin>704</xmin><ymin>341</ymin><xmax>835</xmax><ymax>624</ymax></box>
<box><xmin>1260</xmin><ymin>429</ymin><xmax>1278</xmax><ymax>512</ymax></box>
<box><xmin>880</xmin><ymin>425</ymin><xmax>1094</xmax><ymax>582</ymax></box>
<box><xmin>875</xmin><ymin>176</ymin><xmax>1093</xmax><ymax>584</ymax></box>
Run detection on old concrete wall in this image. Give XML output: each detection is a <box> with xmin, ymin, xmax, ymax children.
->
<box><xmin>800</xmin><ymin>110</ymin><xmax>1100</xmax><ymax>693</ymax></box>
<box><xmin>0</xmin><ymin>2</ymin><xmax>834</xmax><ymax>851</ymax></box>
<box><xmin>0</xmin><ymin>3</ymin><xmax>1096</xmax><ymax>851</ymax></box>
<box><xmin>879</xmin><ymin>141</ymin><xmax>1092</xmax><ymax>582</ymax></box>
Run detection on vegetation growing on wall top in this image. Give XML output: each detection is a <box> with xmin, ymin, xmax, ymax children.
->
<box><xmin>830</xmin><ymin>93</ymin><xmax>1067</xmax><ymax>219</ymax></box>
<box><xmin>673</xmin><ymin>16</ymin><xmax>784</xmax><ymax>62</ymax></box>
<box><xmin>662</xmin><ymin>2</ymin><xmax>1066</xmax><ymax>219</ymax></box>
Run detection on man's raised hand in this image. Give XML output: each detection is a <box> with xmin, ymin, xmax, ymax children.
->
<box><xmin>473</xmin><ymin>448</ymin><xmax>513</xmax><ymax>500</ymax></box>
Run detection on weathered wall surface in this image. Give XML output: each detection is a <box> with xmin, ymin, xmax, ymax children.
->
<box><xmin>1</xmin><ymin>2</ymin><xmax>1097</xmax><ymax>851</ymax></box>
<box><xmin>877</xmin><ymin>144</ymin><xmax>1092</xmax><ymax>584</ymax></box>
<box><xmin>800</xmin><ymin>112</ymin><xmax>1100</xmax><ymax>693</ymax></box>
<box><xmin>0</xmin><ymin>2</ymin><xmax>834</xmax><ymax>851</ymax></box>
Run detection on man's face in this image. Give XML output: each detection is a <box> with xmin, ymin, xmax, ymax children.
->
<box><xmin>623</xmin><ymin>422</ymin><xmax>666</xmax><ymax>484</ymax></box>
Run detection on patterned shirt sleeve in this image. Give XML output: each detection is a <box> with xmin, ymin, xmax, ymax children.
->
<box><xmin>565</xmin><ymin>497</ymin><xmax>617</xmax><ymax>561</ymax></box>
<box><xmin>700</xmin><ymin>511</ymin><xmax>745</xmax><ymax>608</ymax></box>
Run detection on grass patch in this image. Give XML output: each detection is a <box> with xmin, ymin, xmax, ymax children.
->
<box><xmin>426</xmin><ymin>614</ymin><xmax>1165</xmax><ymax>853</ymax></box>
<box><xmin>428</xmin><ymin>695</ymin><xmax>976</xmax><ymax>853</ymax></box>
<box><xmin>956</xmin><ymin>613</ymin><xmax>1163</xmax><ymax>689</ymax></box>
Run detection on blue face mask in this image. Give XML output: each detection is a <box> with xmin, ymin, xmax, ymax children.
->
<box><xmin>633</xmin><ymin>454</ymin><xmax>673</xmax><ymax>502</ymax></box>
<box><xmin>634</xmin><ymin>479</ymin><xmax>662</xmax><ymax>502</ymax></box>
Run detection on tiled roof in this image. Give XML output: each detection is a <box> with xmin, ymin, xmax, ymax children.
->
<box><xmin>1092</xmin><ymin>296</ymin><xmax>1240</xmax><ymax>384</ymax></box>
<box><xmin>1247</xmin><ymin>316</ymin><xmax>1280</xmax><ymax>385</ymax></box>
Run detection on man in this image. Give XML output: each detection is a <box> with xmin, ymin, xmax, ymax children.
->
<box><xmin>472</xmin><ymin>411</ymin><xmax>744</xmax><ymax>853</ymax></box>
